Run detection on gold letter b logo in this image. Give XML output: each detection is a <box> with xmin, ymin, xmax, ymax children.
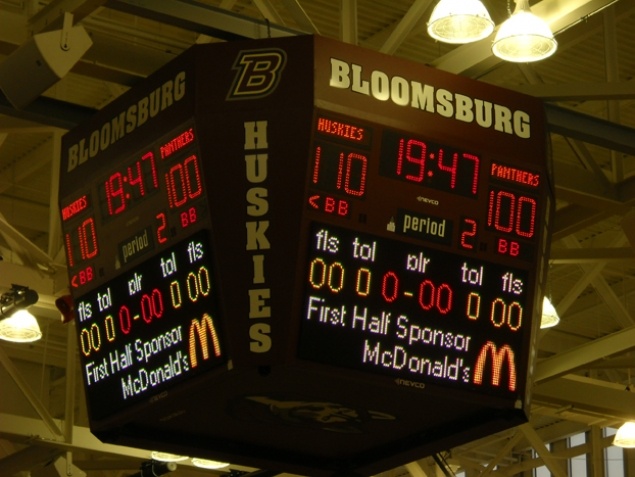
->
<box><xmin>228</xmin><ymin>49</ymin><xmax>287</xmax><ymax>100</ymax></box>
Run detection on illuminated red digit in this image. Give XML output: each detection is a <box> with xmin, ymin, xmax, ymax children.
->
<box><xmin>460</xmin><ymin>218</ymin><xmax>478</xmax><ymax>250</ymax></box>
<box><xmin>397</xmin><ymin>138</ymin><xmax>426</xmax><ymax>183</ymax></box>
<box><xmin>437</xmin><ymin>283</ymin><xmax>453</xmax><ymax>314</ymax></box>
<box><xmin>127</xmin><ymin>160</ymin><xmax>145</xmax><ymax>197</ymax></box>
<box><xmin>78</xmin><ymin>217</ymin><xmax>98</xmax><ymax>260</ymax></box>
<box><xmin>105</xmin><ymin>172</ymin><xmax>126</xmax><ymax>215</ymax></box>
<box><xmin>516</xmin><ymin>196</ymin><xmax>536</xmax><ymax>238</ymax></box>
<box><xmin>463</xmin><ymin>153</ymin><xmax>480</xmax><ymax>195</ymax></box>
<box><xmin>119</xmin><ymin>305</ymin><xmax>131</xmax><ymax>334</ymax></box>
<box><xmin>64</xmin><ymin>233</ymin><xmax>74</xmax><ymax>268</ymax></box>
<box><xmin>141</xmin><ymin>151</ymin><xmax>158</xmax><ymax>188</ymax></box>
<box><xmin>437</xmin><ymin>150</ymin><xmax>458</xmax><ymax>189</ymax></box>
<box><xmin>381</xmin><ymin>271</ymin><xmax>399</xmax><ymax>303</ymax></box>
<box><xmin>184</xmin><ymin>155</ymin><xmax>203</xmax><ymax>199</ymax></box>
<box><xmin>341</xmin><ymin>153</ymin><xmax>367</xmax><ymax>196</ymax></box>
<box><xmin>418</xmin><ymin>279</ymin><xmax>435</xmax><ymax>310</ymax></box>
<box><xmin>156</xmin><ymin>212</ymin><xmax>168</xmax><ymax>244</ymax></box>
<box><xmin>312</xmin><ymin>146</ymin><xmax>322</xmax><ymax>184</ymax></box>
<box><xmin>166</xmin><ymin>164</ymin><xmax>187</xmax><ymax>207</ymax></box>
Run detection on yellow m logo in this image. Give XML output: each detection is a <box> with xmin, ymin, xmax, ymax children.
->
<box><xmin>188</xmin><ymin>313</ymin><xmax>222</xmax><ymax>368</ymax></box>
<box><xmin>473</xmin><ymin>341</ymin><xmax>517</xmax><ymax>391</ymax></box>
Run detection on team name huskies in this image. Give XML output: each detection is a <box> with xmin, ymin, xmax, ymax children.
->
<box><xmin>227</xmin><ymin>48</ymin><xmax>287</xmax><ymax>100</ymax></box>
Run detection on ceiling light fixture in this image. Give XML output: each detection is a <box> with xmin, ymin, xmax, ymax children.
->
<box><xmin>492</xmin><ymin>0</ymin><xmax>557</xmax><ymax>62</ymax></box>
<box><xmin>0</xmin><ymin>285</ymin><xmax>41</xmax><ymax>342</ymax></box>
<box><xmin>191</xmin><ymin>458</ymin><xmax>230</xmax><ymax>470</ymax></box>
<box><xmin>427</xmin><ymin>0</ymin><xmax>494</xmax><ymax>44</ymax></box>
<box><xmin>150</xmin><ymin>451</ymin><xmax>189</xmax><ymax>462</ymax></box>
<box><xmin>614</xmin><ymin>421</ymin><xmax>635</xmax><ymax>448</ymax></box>
<box><xmin>540</xmin><ymin>296</ymin><xmax>560</xmax><ymax>329</ymax></box>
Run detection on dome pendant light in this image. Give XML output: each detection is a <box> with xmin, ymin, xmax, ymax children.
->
<box><xmin>540</xmin><ymin>296</ymin><xmax>560</xmax><ymax>329</ymax></box>
<box><xmin>492</xmin><ymin>0</ymin><xmax>557</xmax><ymax>62</ymax></box>
<box><xmin>614</xmin><ymin>422</ymin><xmax>635</xmax><ymax>448</ymax></box>
<box><xmin>428</xmin><ymin>0</ymin><xmax>494</xmax><ymax>44</ymax></box>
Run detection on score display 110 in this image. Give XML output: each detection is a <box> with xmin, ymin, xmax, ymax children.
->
<box><xmin>309</xmin><ymin>113</ymin><xmax>541</xmax><ymax>260</ymax></box>
<box><xmin>61</xmin><ymin>126</ymin><xmax>208</xmax><ymax>290</ymax></box>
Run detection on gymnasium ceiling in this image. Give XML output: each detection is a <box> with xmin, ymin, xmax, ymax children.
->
<box><xmin>1</xmin><ymin>0</ymin><xmax>635</xmax><ymax>476</ymax></box>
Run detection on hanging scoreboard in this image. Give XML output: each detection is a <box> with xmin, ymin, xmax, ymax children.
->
<box><xmin>59</xmin><ymin>35</ymin><xmax>553</xmax><ymax>476</ymax></box>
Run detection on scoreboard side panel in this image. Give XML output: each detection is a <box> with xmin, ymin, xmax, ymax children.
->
<box><xmin>193</xmin><ymin>36</ymin><xmax>315</xmax><ymax>367</ymax></box>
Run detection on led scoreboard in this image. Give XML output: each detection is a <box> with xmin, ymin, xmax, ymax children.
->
<box><xmin>59</xmin><ymin>36</ymin><xmax>553</xmax><ymax>476</ymax></box>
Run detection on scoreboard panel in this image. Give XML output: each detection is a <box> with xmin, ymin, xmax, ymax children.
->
<box><xmin>59</xmin><ymin>35</ymin><xmax>553</xmax><ymax>476</ymax></box>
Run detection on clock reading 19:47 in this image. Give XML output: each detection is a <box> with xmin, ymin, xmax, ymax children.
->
<box><xmin>379</xmin><ymin>129</ymin><xmax>481</xmax><ymax>198</ymax></box>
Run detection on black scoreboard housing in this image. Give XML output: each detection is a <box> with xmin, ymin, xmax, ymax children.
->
<box><xmin>59</xmin><ymin>35</ymin><xmax>553</xmax><ymax>476</ymax></box>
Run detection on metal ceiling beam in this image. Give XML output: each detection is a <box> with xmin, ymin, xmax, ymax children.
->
<box><xmin>546</xmin><ymin>103</ymin><xmax>635</xmax><ymax>157</ymax></box>
<box><xmin>533</xmin><ymin>325</ymin><xmax>635</xmax><ymax>384</ymax></box>
<box><xmin>340</xmin><ymin>0</ymin><xmax>358</xmax><ymax>44</ymax></box>
<box><xmin>252</xmin><ymin>0</ymin><xmax>286</xmax><ymax>26</ymax></box>
<box><xmin>29</xmin><ymin>0</ymin><xmax>107</xmax><ymax>34</ymax></box>
<box><xmin>0</xmin><ymin>346</ymin><xmax>63</xmax><ymax>438</ymax></box>
<box><xmin>507</xmin><ymin>81</ymin><xmax>635</xmax><ymax>101</ymax></box>
<box><xmin>533</xmin><ymin>374</ymin><xmax>635</xmax><ymax>421</ymax></box>
<box><xmin>378</xmin><ymin>0</ymin><xmax>433</xmax><ymax>55</ymax></box>
<box><xmin>0</xmin><ymin>94</ymin><xmax>96</xmax><ymax>131</ymax></box>
<box><xmin>549</xmin><ymin>247</ymin><xmax>635</xmax><ymax>264</ymax></box>
<box><xmin>560</xmin><ymin>234</ymin><xmax>634</xmax><ymax>328</ymax></box>
<box><xmin>106</xmin><ymin>0</ymin><xmax>307</xmax><ymax>41</ymax></box>
<box><xmin>279</xmin><ymin>0</ymin><xmax>320</xmax><ymax>34</ymax></box>
<box><xmin>0</xmin><ymin>445</ymin><xmax>63</xmax><ymax>476</ymax></box>
<box><xmin>520</xmin><ymin>424</ymin><xmax>568</xmax><ymax>477</ymax></box>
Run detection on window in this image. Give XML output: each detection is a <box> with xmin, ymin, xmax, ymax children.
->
<box><xmin>569</xmin><ymin>432</ymin><xmax>587</xmax><ymax>477</ymax></box>
<box><xmin>605</xmin><ymin>427</ymin><xmax>625</xmax><ymax>477</ymax></box>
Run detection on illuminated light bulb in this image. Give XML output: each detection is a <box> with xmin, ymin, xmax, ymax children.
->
<box><xmin>540</xmin><ymin>296</ymin><xmax>560</xmax><ymax>329</ymax></box>
<box><xmin>614</xmin><ymin>422</ymin><xmax>635</xmax><ymax>448</ymax></box>
<box><xmin>191</xmin><ymin>458</ymin><xmax>230</xmax><ymax>469</ymax></box>
<box><xmin>428</xmin><ymin>0</ymin><xmax>494</xmax><ymax>44</ymax></box>
<box><xmin>150</xmin><ymin>451</ymin><xmax>189</xmax><ymax>462</ymax></box>
<box><xmin>492</xmin><ymin>0</ymin><xmax>557</xmax><ymax>62</ymax></box>
<box><xmin>0</xmin><ymin>310</ymin><xmax>42</xmax><ymax>343</ymax></box>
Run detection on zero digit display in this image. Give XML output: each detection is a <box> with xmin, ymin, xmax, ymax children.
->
<box><xmin>298</xmin><ymin>223</ymin><xmax>528</xmax><ymax>395</ymax></box>
<box><xmin>75</xmin><ymin>229</ymin><xmax>226</xmax><ymax>420</ymax></box>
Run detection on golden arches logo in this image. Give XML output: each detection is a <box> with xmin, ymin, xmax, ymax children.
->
<box><xmin>473</xmin><ymin>341</ymin><xmax>517</xmax><ymax>391</ymax></box>
<box><xmin>188</xmin><ymin>313</ymin><xmax>222</xmax><ymax>368</ymax></box>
